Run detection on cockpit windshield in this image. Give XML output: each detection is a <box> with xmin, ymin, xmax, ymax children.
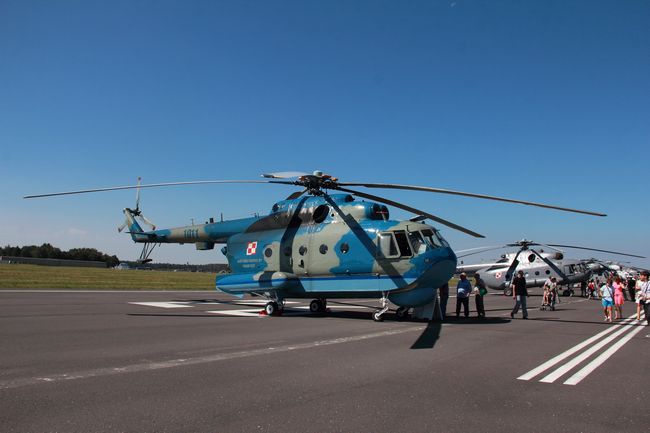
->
<box><xmin>421</xmin><ymin>229</ymin><xmax>448</xmax><ymax>248</ymax></box>
<box><xmin>378</xmin><ymin>228</ymin><xmax>448</xmax><ymax>258</ymax></box>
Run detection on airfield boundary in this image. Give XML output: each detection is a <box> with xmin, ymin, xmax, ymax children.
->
<box><xmin>0</xmin><ymin>263</ymin><xmax>461</xmax><ymax>291</ymax></box>
<box><xmin>0</xmin><ymin>264</ymin><xmax>215</xmax><ymax>290</ymax></box>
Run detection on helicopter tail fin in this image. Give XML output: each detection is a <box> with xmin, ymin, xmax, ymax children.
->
<box><xmin>118</xmin><ymin>208</ymin><xmax>144</xmax><ymax>240</ymax></box>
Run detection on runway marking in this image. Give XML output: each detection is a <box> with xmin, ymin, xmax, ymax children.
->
<box><xmin>129</xmin><ymin>302</ymin><xmax>193</xmax><ymax>309</ymax></box>
<box><xmin>0</xmin><ymin>326</ymin><xmax>423</xmax><ymax>390</ymax></box>
<box><xmin>518</xmin><ymin>313</ymin><xmax>644</xmax><ymax>385</ymax></box>
<box><xmin>206</xmin><ymin>308</ymin><xmax>263</xmax><ymax>317</ymax></box>
<box><xmin>563</xmin><ymin>323</ymin><xmax>646</xmax><ymax>385</ymax></box>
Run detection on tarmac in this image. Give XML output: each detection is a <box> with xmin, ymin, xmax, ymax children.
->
<box><xmin>0</xmin><ymin>290</ymin><xmax>647</xmax><ymax>433</ymax></box>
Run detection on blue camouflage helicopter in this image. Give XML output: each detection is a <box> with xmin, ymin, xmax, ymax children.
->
<box><xmin>25</xmin><ymin>171</ymin><xmax>606</xmax><ymax>321</ymax></box>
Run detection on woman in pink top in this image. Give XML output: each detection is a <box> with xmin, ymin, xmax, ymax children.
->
<box><xmin>613</xmin><ymin>276</ymin><xmax>625</xmax><ymax>320</ymax></box>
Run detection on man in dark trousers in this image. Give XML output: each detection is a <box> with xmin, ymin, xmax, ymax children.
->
<box><xmin>456</xmin><ymin>273</ymin><xmax>471</xmax><ymax>318</ymax></box>
<box><xmin>438</xmin><ymin>282</ymin><xmax>449</xmax><ymax>320</ymax></box>
<box><xmin>474</xmin><ymin>273</ymin><xmax>487</xmax><ymax>318</ymax></box>
<box><xmin>510</xmin><ymin>270</ymin><xmax>528</xmax><ymax>319</ymax></box>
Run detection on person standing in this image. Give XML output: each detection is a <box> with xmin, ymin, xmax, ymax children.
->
<box><xmin>600</xmin><ymin>278</ymin><xmax>615</xmax><ymax>323</ymax></box>
<box><xmin>627</xmin><ymin>276</ymin><xmax>637</xmax><ymax>302</ymax></box>
<box><xmin>613</xmin><ymin>276</ymin><xmax>625</xmax><ymax>320</ymax></box>
<box><xmin>438</xmin><ymin>282</ymin><xmax>449</xmax><ymax>320</ymax></box>
<box><xmin>638</xmin><ymin>271</ymin><xmax>650</xmax><ymax>325</ymax></box>
<box><xmin>473</xmin><ymin>273</ymin><xmax>487</xmax><ymax>318</ymax></box>
<box><xmin>510</xmin><ymin>270</ymin><xmax>528</xmax><ymax>319</ymax></box>
<box><xmin>456</xmin><ymin>273</ymin><xmax>471</xmax><ymax>318</ymax></box>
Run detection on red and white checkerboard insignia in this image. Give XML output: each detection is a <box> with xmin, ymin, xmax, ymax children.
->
<box><xmin>495</xmin><ymin>272</ymin><xmax>502</xmax><ymax>279</ymax></box>
<box><xmin>246</xmin><ymin>242</ymin><xmax>258</xmax><ymax>256</ymax></box>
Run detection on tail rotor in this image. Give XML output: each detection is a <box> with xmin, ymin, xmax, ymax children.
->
<box><xmin>118</xmin><ymin>177</ymin><xmax>156</xmax><ymax>233</ymax></box>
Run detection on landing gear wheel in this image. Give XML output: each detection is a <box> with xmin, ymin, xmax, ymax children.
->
<box><xmin>309</xmin><ymin>299</ymin><xmax>325</xmax><ymax>313</ymax></box>
<box><xmin>372</xmin><ymin>311</ymin><xmax>384</xmax><ymax>322</ymax></box>
<box><xmin>504</xmin><ymin>288</ymin><xmax>513</xmax><ymax>296</ymax></box>
<box><xmin>395</xmin><ymin>306</ymin><xmax>409</xmax><ymax>320</ymax></box>
<box><xmin>265</xmin><ymin>301</ymin><xmax>279</xmax><ymax>316</ymax></box>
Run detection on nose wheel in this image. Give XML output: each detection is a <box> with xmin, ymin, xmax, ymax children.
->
<box><xmin>372</xmin><ymin>292</ymin><xmax>390</xmax><ymax>322</ymax></box>
<box><xmin>395</xmin><ymin>306</ymin><xmax>410</xmax><ymax>320</ymax></box>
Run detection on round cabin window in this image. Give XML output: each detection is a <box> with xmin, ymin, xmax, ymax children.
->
<box><xmin>264</xmin><ymin>248</ymin><xmax>273</xmax><ymax>258</ymax></box>
<box><xmin>528</xmin><ymin>254</ymin><xmax>536</xmax><ymax>263</ymax></box>
<box><xmin>319</xmin><ymin>244</ymin><xmax>328</xmax><ymax>255</ymax></box>
<box><xmin>340</xmin><ymin>243</ymin><xmax>350</xmax><ymax>254</ymax></box>
<box><xmin>299</xmin><ymin>245</ymin><xmax>307</xmax><ymax>256</ymax></box>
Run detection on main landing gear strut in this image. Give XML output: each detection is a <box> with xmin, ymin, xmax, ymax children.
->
<box><xmin>373</xmin><ymin>292</ymin><xmax>390</xmax><ymax>322</ymax></box>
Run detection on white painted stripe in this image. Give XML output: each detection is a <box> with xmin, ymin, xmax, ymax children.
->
<box><xmin>517</xmin><ymin>313</ymin><xmax>636</xmax><ymax>381</ymax></box>
<box><xmin>128</xmin><ymin>302</ymin><xmax>192</xmax><ymax>309</ymax></box>
<box><xmin>563</xmin><ymin>322</ymin><xmax>646</xmax><ymax>385</ymax></box>
<box><xmin>0</xmin><ymin>326</ymin><xmax>422</xmax><ymax>390</ymax></box>
<box><xmin>539</xmin><ymin>316</ymin><xmax>639</xmax><ymax>383</ymax></box>
<box><xmin>231</xmin><ymin>300</ymin><xmax>299</xmax><ymax>306</ymax></box>
<box><xmin>206</xmin><ymin>309</ymin><xmax>262</xmax><ymax>317</ymax></box>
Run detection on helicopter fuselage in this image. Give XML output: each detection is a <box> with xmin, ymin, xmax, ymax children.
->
<box><xmin>128</xmin><ymin>194</ymin><xmax>457</xmax><ymax>308</ymax></box>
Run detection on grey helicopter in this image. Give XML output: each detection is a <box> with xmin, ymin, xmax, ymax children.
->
<box><xmin>456</xmin><ymin>240</ymin><xmax>644</xmax><ymax>296</ymax></box>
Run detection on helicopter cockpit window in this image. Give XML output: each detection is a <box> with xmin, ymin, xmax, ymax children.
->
<box><xmin>434</xmin><ymin>231</ymin><xmax>449</xmax><ymax>247</ymax></box>
<box><xmin>408</xmin><ymin>231</ymin><xmax>426</xmax><ymax>254</ymax></box>
<box><xmin>393</xmin><ymin>231</ymin><xmax>412</xmax><ymax>257</ymax></box>
<box><xmin>378</xmin><ymin>233</ymin><xmax>399</xmax><ymax>258</ymax></box>
<box><xmin>421</xmin><ymin>229</ymin><xmax>442</xmax><ymax>248</ymax></box>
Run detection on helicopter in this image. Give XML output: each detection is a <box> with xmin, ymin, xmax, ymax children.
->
<box><xmin>25</xmin><ymin>171</ymin><xmax>607</xmax><ymax>321</ymax></box>
<box><xmin>456</xmin><ymin>239</ymin><xmax>644</xmax><ymax>296</ymax></box>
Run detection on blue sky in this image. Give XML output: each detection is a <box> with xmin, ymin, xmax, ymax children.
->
<box><xmin>1</xmin><ymin>0</ymin><xmax>648</xmax><ymax>266</ymax></box>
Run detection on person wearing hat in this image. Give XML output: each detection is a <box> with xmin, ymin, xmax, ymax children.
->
<box><xmin>456</xmin><ymin>272</ymin><xmax>471</xmax><ymax>318</ymax></box>
<box><xmin>510</xmin><ymin>270</ymin><xmax>529</xmax><ymax>319</ymax></box>
<box><xmin>638</xmin><ymin>270</ymin><xmax>650</xmax><ymax>325</ymax></box>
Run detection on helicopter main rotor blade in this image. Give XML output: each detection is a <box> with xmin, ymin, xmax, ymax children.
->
<box><xmin>545</xmin><ymin>244</ymin><xmax>645</xmax><ymax>259</ymax></box>
<box><xmin>456</xmin><ymin>245</ymin><xmax>509</xmax><ymax>258</ymax></box>
<box><xmin>530</xmin><ymin>248</ymin><xmax>568</xmax><ymax>281</ymax></box>
<box><xmin>286</xmin><ymin>189</ymin><xmax>308</xmax><ymax>200</ymax></box>
<box><xmin>334</xmin><ymin>186</ymin><xmax>485</xmax><ymax>238</ymax></box>
<box><xmin>23</xmin><ymin>180</ymin><xmax>296</xmax><ymax>199</ymax></box>
<box><xmin>336</xmin><ymin>182</ymin><xmax>606</xmax><ymax>217</ymax></box>
<box><xmin>262</xmin><ymin>171</ymin><xmax>310</xmax><ymax>179</ymax></box>
<box><xmin>503</xmin><ymin>249</ymin><xmax>525</xmax><ymax>283</ymax></box>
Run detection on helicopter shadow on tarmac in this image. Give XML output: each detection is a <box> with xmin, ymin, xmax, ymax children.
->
<box><xmin>410</xmin><ymin>317</ymin><xmax>510</xmax><ymax>349</ymax></box>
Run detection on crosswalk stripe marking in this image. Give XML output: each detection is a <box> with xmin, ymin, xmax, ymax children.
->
<box><xmin>538</xmin><ymin>317</ymin><xmax>639</xmax><ymax>383</ymax></box>
<box><xmin>128</xmin><ymin>302</ymin><xmax>192</xmax><ymax>309</ymax></box>
<box><xmin>563</xmin><ymin>323</ymin><xmax>646</xmax><ymax>385</ymax></box>
<box><xmin>517</xmin><ymin>314</ymin><xmax>636</xmax><ymax>381</ymax></box>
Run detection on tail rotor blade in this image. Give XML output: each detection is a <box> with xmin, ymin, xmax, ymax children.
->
<box><xmin>135</xmin><ymin>177</ymin><xmax>142</xmax><ymax>210</ymax></box>
<box><xmin>138</xmin><ymin>214</ymin><xmax>156</xmax><ymax>230</ymax></box>
<box><xmin>117</xmin><ymin>220</ymin><xmax>128</xmax><ymax>233</ymax></box>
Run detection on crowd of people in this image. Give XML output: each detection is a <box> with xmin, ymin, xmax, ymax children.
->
<box><xmin>595</xmin><ymin>270</ymin><xmax>650</xmax><ymax>324</ymax></box>
<box><xmin>436</xmin><ymin>270</ymin><xmax>650</xmax><ymax>325</ymax></box>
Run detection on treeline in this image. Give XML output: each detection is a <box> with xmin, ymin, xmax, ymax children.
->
<box><xmin>0</xmin><ymin>244</ymin><xmax>120</xmax><ymax>267</ymax></box>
